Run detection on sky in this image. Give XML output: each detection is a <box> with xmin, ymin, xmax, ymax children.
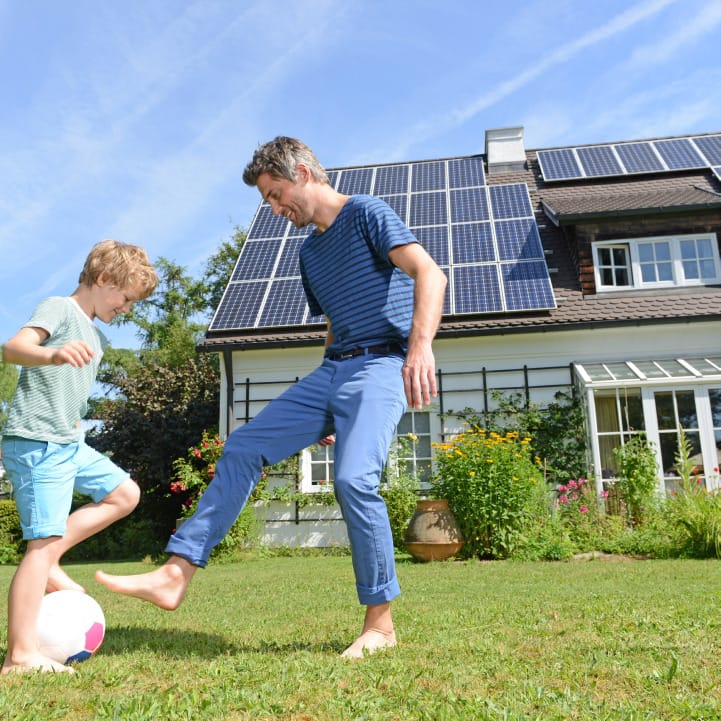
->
<box><xmin>1</xmin><ymin>0</ymin><xmax>720</xmax><ymax>350</ymax></box>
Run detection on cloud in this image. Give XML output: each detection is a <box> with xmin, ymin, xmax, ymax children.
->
<box><xmin>379</xmin><ymin>0</ymin><xmax>681</xmax><ymax>159</ymax></box>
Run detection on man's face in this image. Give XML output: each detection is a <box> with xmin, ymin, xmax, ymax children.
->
<box><xmin>257</xmin><ymin>170</ymin><xmax>312</xmax><ymax>228</ymax></box>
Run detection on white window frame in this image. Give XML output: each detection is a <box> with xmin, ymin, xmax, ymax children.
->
<box><xmin>592</xmin><ymin>233</ymin><xmax>721</xmax><ymax>291</ymax></box>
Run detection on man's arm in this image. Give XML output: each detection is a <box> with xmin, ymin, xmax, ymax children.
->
<box><xmin>388</xmin><ymin>243</ymin><xmax>447</xmax><ymax>410</ymax></box>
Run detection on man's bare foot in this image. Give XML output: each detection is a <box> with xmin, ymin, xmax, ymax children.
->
<box><xmin>341</xmin><ymin>629</ymin><xmax>397</xmax><ymax>659</ymax></box>
<box><xmin>46</xmin><ymin>565</ymin><xmax>86</xmax><ymax>594</ymax></box>
<box><xmin>94</xmin><ymin>557</ymin><xmax>195</xmax><ymax>610</ymax></box>
<box><xmin>2</xmin><ymin>652</ymin><xmax>75</xmax><ymax>675</ymax></box>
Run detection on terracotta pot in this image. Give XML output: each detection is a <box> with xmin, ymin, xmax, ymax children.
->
<box><xmin>404</xmin><ymin>499</ymin><xmax>464</xmax><ymax>562</ymax></box>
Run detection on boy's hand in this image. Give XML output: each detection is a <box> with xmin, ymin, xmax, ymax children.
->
<box><xmin>51</xmin><ymin>340</ymin><xmax>95</xmax><ymax>367</ymax></box>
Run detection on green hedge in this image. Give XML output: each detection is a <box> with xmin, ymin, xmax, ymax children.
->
<box><xmin>0</xmin><ymin>500</ymin><xmax>23</xmax><ymax>563</ymax></box>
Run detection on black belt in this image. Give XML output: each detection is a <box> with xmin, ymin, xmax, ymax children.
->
<box><xmin>327</xmin><ymin>343</ymin><xmax>405</xmax><ymax>361</ymax></box>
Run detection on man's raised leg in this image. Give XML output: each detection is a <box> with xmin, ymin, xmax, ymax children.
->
<box><xmin>95</xmin><ymin>555</ymin><xmax>196</xmax><ymax>610</ymax></box>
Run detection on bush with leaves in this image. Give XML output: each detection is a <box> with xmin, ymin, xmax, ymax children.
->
<box><xmin>88</xmin><ymin>354</ymin><xmax>220</xmax><ymax>541</ymax></box>
<box><xmin>444</xmin><ymin>391</ymin><xmax>587</xmax><ymax>486</ymax></box>
<box><xmin>0</xmin><ymin>500</ymin><xmax>22</xmax><ymax>564</ymax></box>
<box><xmin>380</xmin><ymin>434</ymin><xmax>421</xmax><ymax>550</ymax></box>
<box><xmin>433</xmin><ymin>430</ymin><xmax>543</xmax><ymax>559</ymax></box>
<box><xmin>613</xmin><ymin>435</ymin><xmax>659</xmax><ymax>525</ymax></box>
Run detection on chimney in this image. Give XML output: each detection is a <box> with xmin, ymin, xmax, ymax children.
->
<box><xmin>485</xmin><ymin>126</ymin><xmax>526</xmax><ymax>174</ymax></box>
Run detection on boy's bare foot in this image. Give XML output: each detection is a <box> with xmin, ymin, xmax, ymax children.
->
<box><xmin>2</xmin><ymin>652</ymin><xmax>76</xmax><ymax>675</ymax></box>
<box><xmin>94</xmin><ymin>556</ymin><xmax>195</xmax><ymax>610</ymax></box>
<box><xmin>341</xmin><ymin>629</ymin><xmax>397</xmax><ymax>659</ymax></box>
<box><xmin>46</xmin><ymin>565</ymin><xmax>86</xmax><ymax>594</ymax></box>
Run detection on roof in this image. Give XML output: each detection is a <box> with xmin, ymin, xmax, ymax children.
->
<box><xmin>200</xmin><ymin>131</ymin><xmax>721</xmax><ymax>353</ymax></box>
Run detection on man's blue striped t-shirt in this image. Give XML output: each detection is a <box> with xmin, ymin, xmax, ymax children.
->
<box><xmin>299</xmin><ymin>195</ymin><xmax>418</xmax><ymax>356</ymax></box>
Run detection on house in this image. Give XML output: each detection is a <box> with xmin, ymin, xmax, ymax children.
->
<box><xmin>200</xmin><ymin>128</ymin><xmax>721</xmax><ymax>546</ymax></box>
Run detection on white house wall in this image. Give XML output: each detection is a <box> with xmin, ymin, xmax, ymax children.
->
<box><xmin>217</xmin><ymin>319</ymin><xmax>719</xmax><ymax>547</ymax></box>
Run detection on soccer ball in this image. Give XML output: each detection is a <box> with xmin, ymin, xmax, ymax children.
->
<box><xmin>36</xmin><ymin>590</ymin><xmax>106</xmax><ymax>664</ymax></box>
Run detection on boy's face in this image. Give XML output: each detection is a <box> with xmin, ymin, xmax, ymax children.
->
<box><xmin>94</xmin><ymin>276</ymin><xmax>143</xmax><ymax>323</ymax></box>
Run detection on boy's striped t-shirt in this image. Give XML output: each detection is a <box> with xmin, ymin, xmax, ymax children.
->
<box><xmin>299</xmin><ymin>195</ymin><xmax>418</xmax><ymax>356</ymax></box>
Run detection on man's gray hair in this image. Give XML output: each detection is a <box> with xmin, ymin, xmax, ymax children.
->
<box><xmin>243</xmin><ymin>136</ymin><xmax>329</xmax><ymax>187</ymax></box>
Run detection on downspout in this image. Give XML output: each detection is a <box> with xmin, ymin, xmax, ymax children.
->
<box><xmin>222</xmin><ymin>349</ymin><xmax>234</xmax><ymax>438</ymax></box>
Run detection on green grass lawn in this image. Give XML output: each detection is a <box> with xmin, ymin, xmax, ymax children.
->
<box><xmin>1</xmin><ymin>555</ymin><xmax>720</xmax><ymax>720</ymax></box>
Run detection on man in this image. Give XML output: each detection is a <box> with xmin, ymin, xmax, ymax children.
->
<box><xmin>96</xmin><ymin>137</ymin><xmax>447</xmax><ymax>658</ymax></box>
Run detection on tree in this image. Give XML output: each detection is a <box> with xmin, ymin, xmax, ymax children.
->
<box><xmin>115</xmin><ymin>258</ymin><xmax>209</xmax><ymax>367</ymax></box>
<box><xmin>0</xmin><ymin>357</ymin><xmax>18</xmax><ymax>434</ymax></box>
<box><xmin>87</xmin><ymin>354</ymin><xmax>220</xmax><ymax>533</ymax></box>
<box><xmin>203</xmin><ymin>226</ymin><xmax>247</xmax><ymax>316</ymax></box>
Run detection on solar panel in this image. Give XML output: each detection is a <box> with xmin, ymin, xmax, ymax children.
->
<box><xmin>693</xmin><ymin>135</ymin><xmax>721</xmax><ymax>165</ymax></box>
<box><xmin>211</xmin><ymin>153</ymin><xmax>556</xmax><ymax>332</ymax></box>
<box><xmin>450</xmin><ymin>187</ymin><xmax>489</xmax><ymax>223</ymax></box>
<box><xmin>257</xmin><ymin>278</ymin><xmax>307</xmax><ymax>327</ymax></box>
<box><xmin>448</xmin><ymin>156</ymin><xmax>485</xmax><ymax>188</ymax></box>
<box><xmin>536</xmin><ymin>148</ymin><xmax>583</xmax><ymax>181</ymax></box>
<box><xmin>538</xmin><ymin>134</ymin><xmax>721</xmax><ymax>182</ymax></box>
<box><xmin>453</xmin><ymin>265</ymin><xmax>503</xmax><ymax>313</ymax></box>
<box><xmin>336</xmin><ymin>167</ymin><xmax>373</xmax><ymax>195</ymax></box>
<box><xmin>411</xmin><ymin>161</ymin><xmax>446</xmax><ymax>192</ymax></box>
<box><xmin>712</xmin><ymin>166</ymin><xmax>721</xmax><ymax>182</ymax></box>
<box><xmin>652</xmin><ymin>138</ymin><xmax>705</xmax><ymax>170</ymax></box>
<box><xmin>613</xmin><ymin>142</ymin><xmax>664</xmax><ymax>174</ymax></box>
<box><xmin>374</xmin><ymin>165</ymin><xmax>409</xmax><ymax>195</ymax></box>
<box><xmin>409</xmin><ymin>191</ymin><xmax>447</xmax><ymax>227</ymax></box>
<box><xmin>489</xmin><ymin>183</ymin><xmax>532</xmax><ymax>219</ymax></box>
<box><xmin>577</xmin><ymin>145</ymin><xmax>623</xmax><ymax>177</ymax></box>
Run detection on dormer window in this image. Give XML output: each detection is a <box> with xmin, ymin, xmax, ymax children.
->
<box><xmin>592</xmin><ymin>233</ymin><xmax>721</xmax><ymax>291</ymax></box>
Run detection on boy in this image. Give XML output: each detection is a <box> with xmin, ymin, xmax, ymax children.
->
<box><xmin>1</xmin><ymin>239</ymin><xmax>157</xmax><ymax>674</ymax></box>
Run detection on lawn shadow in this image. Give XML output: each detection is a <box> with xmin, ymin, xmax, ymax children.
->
<box><xmin>102</xmin><ymin>625</ymin><xmax>348</xmax><ymax>658</ymax></box>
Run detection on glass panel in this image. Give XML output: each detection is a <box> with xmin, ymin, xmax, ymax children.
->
<box><xmin>659</xmin><ymin>432</ymin><xmax>677</xmax><ymax>476</ymax></box>
<box><xmin>697</xmin><ymin>238</ymin><xmax>712</xmax><ymax>256</ymax></box>
<box><xmin>414</xmin><ymin>413</ymin><xmax>430</xmax><ymax>433</ymax></box>
<box><xmin>638</xmin><ymin>244</ymin><xmax>654</xmax><ymax>262</ymax></box>
<box><xmin>680</xmin><ymin>239</ymin><xmax>696</xmax><ymax>260</ymax></box>
<box><xmin>621</xmin><ymin>391</ymin><xmax>644</xmax><ymax>431</ymax></box>
<box><xmin>616</xmin><ymin>268</ymin><xmax>629</xmax><ymax>285</ymax></box>
<box><xmin>583</xmin><ymin>364</ymin><xmax>612</xmax><ymax>381</ymax></box>
<box><xmin>417</xmin><ymin>436</ymin><xmax>432</xmax><ymax>458</ymax></box>
<box><xmin>676</xmin><ymin>390</ymin><xmax>698</xmax><ymax>429</ymax></box>
<box><xmin>599</xmin><ymin>247</ymin><xmax>612</xmax><ymax>264</ymax></box>
<box><xmin>396</xmin><ymin>414</ymin><xmax>413</xmax><ymax>434</ymax></box>
<box><xmin>595</xmin><ymin>395</ymin><xmax>619</xmax><ymax>432</ymax></box>
<box><xmin>655</xmin><ymin>360</ymin><xmax>694</xmax><ymax>377</ymax></box>
<box><xmin>657</xmin><ymin>262</ymin><xmax>673</xmax><ymax>281</ymax></box>
<box><xmin>655</xmin><ymin>392</ymin><xmax>676</xmax><ymax>430</ymax></box>
<box><xmin>601</xmin><ymin>268</ymin><xmax>614</xmax><ymax>285</ymax></box>
<box><xmin>655</xmin><ymin>242</ymin><xmax>671</xmax><ymax>261</ymax></box>
<box><xmin>700</xmin><ymin>259</ymin><xmax>716</xmax><ymax>279</ymax></box>
<box><xmin>604</xmin><ymin>363</ymin><xmax>639</xmax><ymax>380</ymax></box>
<box><xmin>598</xmin><ymin>436</ymin><xmax>620</xmax><ymax>477</ymax></box>
<box><xmin>710</xmin><ymin>389</ymin><xmax>721</xmax><ymax>427</ymax></box>
<box><xmin>641</xmin><ymin>265</ymin><xmax>656</xmax><ymax>282</ymax></box>
<box><xmin>612</xmin><ymin>247</ymin><xmax>627</xmax><ymax>265</ymax></box>
<box><xmin>633</xmin><ymin>361</ymin><xmax>667</xmax><ymax>378</ymax></box>
<box><xmin>682</xmin><ymin>260</ymin><xmax>699</xmax><ymax>279</ymax></box>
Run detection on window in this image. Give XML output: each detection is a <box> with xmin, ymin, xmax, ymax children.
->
<box><xmin>593</xmin><ymin>233</ymin><xmax>721</xmax><ymax>291</ymax></box>
<box><xmin>593</xmin><ymin>388</ymin><xmax>645</xmax><ymax>477</ymax></box>
<box><xmin>394</xmin><ymin>412</ymin><xmax>433</xmax><ymax>486</ymax></box>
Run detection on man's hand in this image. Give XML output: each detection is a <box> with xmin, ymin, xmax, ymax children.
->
<box><xmin>402</xmin><ymin>342</ymin><xmax>437</xmax><ymax>410</ymax></box>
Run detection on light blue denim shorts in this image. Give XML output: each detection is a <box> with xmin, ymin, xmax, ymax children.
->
<box><xmin>1</xmin><ymin>436</ymin><xmax>130</xmax><ymax>540</ymax></box>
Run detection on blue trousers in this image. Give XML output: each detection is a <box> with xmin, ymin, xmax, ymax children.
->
<box><xmin>167</xmin><ymin>353</ymin><xmax>407</xmax><ymax>606</ymax></box>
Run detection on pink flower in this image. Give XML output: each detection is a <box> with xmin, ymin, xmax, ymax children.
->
<box><xmin>601</xmin><ymin>490</ymin><xmax>609</xmax><ymax>498</ymax></box>
<box><xmin>580</xmin><ymin>505</ymin><xmax>589</xmax><ymax>514</ymax></box>
<box><xmin>558</xmin><ymin>485</ymin><xmax>568</xmax><ymax>493</ymax></box>
<box><xmin>558</xmin><ymin>495</ymin><xmax>569</xmax><ymax>504</ymax></box>
<box><xmin>568</xmin><ymin>479</ymin><xmax>578</xmax><ymax>489</ymax></box>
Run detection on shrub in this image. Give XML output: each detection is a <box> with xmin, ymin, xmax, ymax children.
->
<box><xmin>380</xmin><ymin>434</ymin><xmax>421</xmax><ymax>549</ymax></box>
<box><xmin>0</xmin><ymin>500</ymin><xmax>23</xmax><ymax>564</ymax></box>
<box><xmin>432</xmin><ymin>430</ymin><xmax>543</xmax><ymax>559</ymax></box>
<box><xmin>660</xmin><ymin>431</ymin><xmax>721</xmax><ymax>558</ymax></box>
<box><xmin>613</xmin><ymin>435</ymin><xmax>659</xmax><ymax>525</ymax></box>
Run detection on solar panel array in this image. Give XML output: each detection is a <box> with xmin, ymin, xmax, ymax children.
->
<box><xmin>537</xmin><ymin>134</ymin><xmax>721</xmax><ymax>182</ymax></box>
<box><xmin>209</xmin><ymin>157</ymin><xmax>556</xmax><ymax>332</ymax></box>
